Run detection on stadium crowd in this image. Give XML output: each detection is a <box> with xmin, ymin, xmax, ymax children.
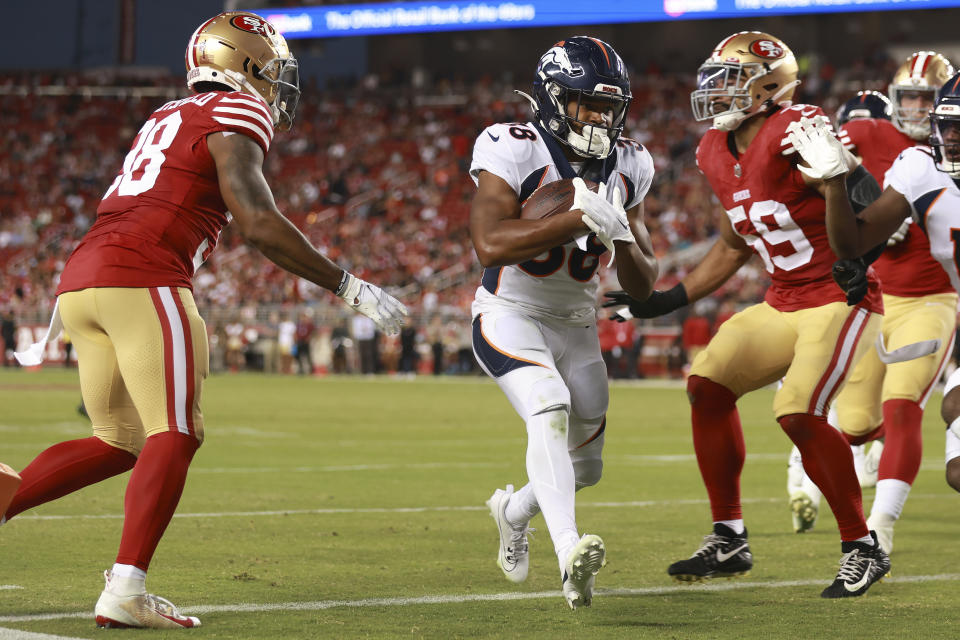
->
<box><xmin>0</xmin><ymin>50</ymin><xmax>921</xmax><ymax>376</ymax></box>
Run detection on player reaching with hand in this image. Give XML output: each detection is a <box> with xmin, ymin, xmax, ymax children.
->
<box><xmin>787</xmin><ymin>71</ymin><xmax>960</xmax><ymax>501</ymax></box>
<box><xmin>1</xmin><ymin>11</ymin><xmax>406</xmax><ymax>629</ymax></box>
<box><xmin>469</xmin><ymin>36</ymin><xmax>657</xmax><ymax>609</ymax></box>
<box><xmin>604</xmin><ymin>32</ymin><xmax>890</xmax><ymax>597</ymax></box>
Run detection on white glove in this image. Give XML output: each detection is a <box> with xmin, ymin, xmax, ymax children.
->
<box><xmin>572</xmin><ymin>178</ymin><xmax>635</xmax><ymax>266</ymax></box>
<box><xmin>785</xmin><ymin>115</ymin><xmax>848</xmax><ymax>181</ymax></box>
<box><xmin>336</xmin><ymin>272</ymin><xmax>408</xmax><ymax>336</ymax></box>
<box><xmin>887</xmin><ymin>218</ymin><xmax>911</xmax><ymax>246</ymax></box>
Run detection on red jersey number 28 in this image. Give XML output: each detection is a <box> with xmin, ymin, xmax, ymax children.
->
<box><xmin>102</xmin><ymin>111</ymin><xmax>183</xmax><ymax>200</ymax></box>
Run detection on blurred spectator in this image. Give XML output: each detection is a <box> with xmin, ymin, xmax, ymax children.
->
<box><xmin>295</xmin><ymin>311</ymin><xmax>315</xmax><ymax>375</ymax></box>
<box><xmin>399</xmin><ymin>325</ymin><xmax>418</xmax><ymax>374</ymax></box>
<box><xmin>1</xmin><ymin>308</ymin><xmax>14</xmax><ymax>367</ymax></box>
<box><xmin>352</xmin><ymin>313</ymin><xmax>378</xmax><ymax>374</ymax></box>
<box><xmin>598</xmin><ymin>317</ymin><xmax>637</xmax><ymax>379</ymax></box>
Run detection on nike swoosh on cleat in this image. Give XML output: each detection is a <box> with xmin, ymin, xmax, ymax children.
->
<box><xmin>844</xmin><ymin>560</ymin><xmax>874</xmax><ymax>592</ymax></box>
<box><xmin>488</xmin><ymin>132</ymin><xmax>500</xmax><ymax>142</ymax></box>
<box><xmin>715</xmin><ymin>544</ymin><xmax>748</xmax><ymax>563</ymax></box>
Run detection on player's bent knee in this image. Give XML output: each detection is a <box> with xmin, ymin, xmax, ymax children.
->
<box><xmin>525</xmin><ymin>376</ymin><xmax>571</xmax><ymax>418</ymax></box>
<box><xmin>92</xmin><ymin>429</ymin><xmax>144</xmax><ymax>458</ymax></box>
<box><xmin>941</xmin><ymin>387</ymin><xmax>960</xmax><ymax>425</ymax></box>
<box><xmin>572</xmin><ymin>456</ymin><xmax>602</xmax><ymax>488</ymax></box>
<box><xmin>946</xmin><ymin>458</ymin><xmax>960</xmax><ymax>493</ymax></box>
<box><xmin>686</xmin><ymin>375</ymin><xmax>736</xmax><ymax>410</ymax></box>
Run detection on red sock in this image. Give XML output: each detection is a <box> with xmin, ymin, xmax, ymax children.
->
<box><xmin>877</xmin><ymin>398</ymin><xmax>923</xmax><ymax>484</ymax></box>
<box><xmin>687</xmin><ymin>375</ymin><xmax>745</xmax><ymax>521</ymax></box>
<box><xmin>115</xmin><ymin>432</ymin><xmax>199</xmax><ymax>571</ymax></box>
<box><xmin>5</xmin><ymin>437</ymin><xmax>136</xmax><ymax>520</ymax></box>
<box><xmin>778</xmin><ymin>413</ymin><xmax>867</xmax><ymax>541</ymax></box>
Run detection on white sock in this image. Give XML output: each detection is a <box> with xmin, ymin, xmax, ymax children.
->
<box><xmin>716</xmin><ymin>519</ymin><xmax>745</xmax><ymax>535</ymax></box>
<box><xmin>870</xmin><ymin>478</ymin><xmax>911</xmax><ymax>520</ymax></box>
<box><xmin>525</xmin><ymin>408</ymin><xmax>579</xmax><ymax>571</ymax></box>
<box><xmin>108</xmin><ymin>563</ymin><xmax>147</xmax><ymax>596</ymax></box>
<box><xmin>854</xmin><ymin>534</ymin><xmax>875</xmax><ymax>545</ymax></box>
<box><xmin>505</xmin><ymin>483</ymin><xmax>539</xmax><ymax>527</ymax></box>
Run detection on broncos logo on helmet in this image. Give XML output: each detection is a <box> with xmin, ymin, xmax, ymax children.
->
<box><xmin>516</xmin><ymin>36</ymin><xmax>631</xmax><ymax>159</ymax></box>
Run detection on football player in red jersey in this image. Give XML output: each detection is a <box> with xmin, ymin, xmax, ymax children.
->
<box><xmin>604</xmin><ymin>31</ymin><xmax>890</xmax><ymax>597</ymax></box>
<box><xmin>787</xmin><ymin>52</ymin><xmax>956</xmax><ymax>553</ymax></box>
<box><xmin>1</xmin><ymin>11</ymin><xmax>406</xmax><ymax>629</ymax></box>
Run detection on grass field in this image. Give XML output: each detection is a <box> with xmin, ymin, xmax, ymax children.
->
<box><xmin>0</xmin><ymin>368</ymin><xmax>957</xmax><ymax>639</ymax></box>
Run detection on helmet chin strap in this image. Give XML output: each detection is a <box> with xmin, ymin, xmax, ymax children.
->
<box><xmin>567</xmin><ymin>124</ymin><xmax>611</xmax><ymax>158</ymax></box>
<box><xmin>713</xmin><ymin>111</ymin><xmax>748</xmax><ymax>131</ymax></box>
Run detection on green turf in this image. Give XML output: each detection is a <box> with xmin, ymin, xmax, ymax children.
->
<box><xmin>0</xmin><ymin>368</ymin><xmax>957</xmax><ymax>639</ymax></box>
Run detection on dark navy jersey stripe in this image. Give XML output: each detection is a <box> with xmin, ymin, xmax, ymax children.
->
<box><xmin>472</xmin><ymin>316</ymin><xmax>537</xmax><ymax>378</ymax></box>
<box><xmin>913</xmin><ymin>187</ymin><xmax>946</xmax><ymax>233</ymax></box>
<box><xmin>481</xmin><ymin>267</ymin><xmax>502</xmax><ymax>294</ymax></box>
<box><xmin>519</xmin><ymin>166</ymin><xmax>549</xmax><ymax>204</ymax></box>
<box><xmin>619</xmin><ymin>172</ymin><xmax>636</xmax><ymax>206</ymax></box>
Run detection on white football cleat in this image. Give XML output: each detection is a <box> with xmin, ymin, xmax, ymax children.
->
<box><xmin>867</xmin><ymin>512</ymin><xmax>896</xmax><ymax>555</ymax></box>
<box><xmin>562</xmin><ymin>534</ymin><xmax>606</xmax><ymax>610</ymax></box>
<box><xmin>485</xmin><ymin>485</ymin><xmax>532</xmax><ymax>583</ymax></box>
<box><xmin>858</xmin><ymin>441</ymin><xmax>883</xmax><ymax>489</ymax></box>
<box><xmin>95</xmin><ymin>571</ymin><xmax>200</xmax><ymax>629</ymax></box>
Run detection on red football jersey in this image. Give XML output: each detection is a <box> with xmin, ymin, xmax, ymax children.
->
<box><xmin>696</xmin><ymin>104</ymin><xmax>882</xmax><ymax>313</ymax></box>
<box><xmin>57</xmin><ymin>91</ymin><xmax>275</xmax><ymax>294</ymax></box>
<box><xmin>839</xmin><ymin>118</ymin><xmax>952</xmax><ymax>297</ymax></box>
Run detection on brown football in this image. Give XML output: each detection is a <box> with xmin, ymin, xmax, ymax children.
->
<box><xmin>520</xmin><ymin>178</ymin><xmax>599</xmax><ymax>220</ymax></box>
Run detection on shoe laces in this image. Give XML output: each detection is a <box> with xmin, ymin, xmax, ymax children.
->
<box><xmin>145</xmin><ymin>593</ymin><xmax>186</xmax><ymax>619</ymax></box>
<box><xmin>835</xmin><ymin>548</ymin><xmax>869</xmax><ymax>582</ymax></box>
<box><xmin>506</xmin><ymin>527</ymin><xmax>534</xmax><ymax>560</ymax></box>
<box><xmin>693</xmin><ymin>533</ymin><xmax>727</xmax><ymax>558</ymax></box>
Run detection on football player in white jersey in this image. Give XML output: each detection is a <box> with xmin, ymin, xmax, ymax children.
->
<box><xmin>469</xmin><ymin>36</ymin><xmax>657</xmax><ymax>609</ymax></box>
<box><xmin>788</xmin><ymin>71</ymin><xmax>960</xmax><ymax>496</ymax></box>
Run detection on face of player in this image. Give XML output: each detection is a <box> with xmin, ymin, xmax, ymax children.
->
<box><xmin>566</xmin><ymin>95</ymin><xmax>615</xmax><ymax>134</ymax></box>
<box><xmin>940</xmin><ymin>120</ymin><xmax>960</xmax><ymax>162</ymax></box>
<box><xmin>899</xmin><ymin>89</ymin><xmax>936</xmax><ymax>124</ymax></box>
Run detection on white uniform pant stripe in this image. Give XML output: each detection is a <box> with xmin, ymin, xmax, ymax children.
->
<box><xmin>157</xmin><ymin>287</ymin><xmax>190</xmax><ymax>435</ymax></box>
<box><xmin>813</xmin><ymin>308</ymin><xmax>868</xmax><ymax>415</ymax></box>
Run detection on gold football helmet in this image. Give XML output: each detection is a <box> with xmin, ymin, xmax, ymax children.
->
<box><xmin>691</xmin><ymin>31</ymin><xmax>799</xmax><ymax>131</ymax></box>
<box><xmin>888</xmin><ymin>51</ymin><xmax>954</xmax><ymax>140</ymax></box>
<box><xmin>185</xmin><ymin>11</ymin><xmax>300</xmax><ymax>130</ymax></box>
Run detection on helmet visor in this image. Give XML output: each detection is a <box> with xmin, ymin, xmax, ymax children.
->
<box><xmin>262</xmin><ymin>55</ymin><xmax>300</xmax><ymax>131</ymax></box>
<box><xmin>690</xmin><ymin>63</ymin><xmax>760</xmax><ymax>122</ymax></box>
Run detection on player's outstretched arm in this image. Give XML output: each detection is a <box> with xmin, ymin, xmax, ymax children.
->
<box><xmin>208</xmin><ymin>132</ymin><xmax>407</xmax><ymax>334</ymax></box>
<box><xmin>612</xmin><ymin>201</ymin><xmax>658</xmax><ymax>301</ymax></box>
<box><xmin>470</xmin><ymin>171</ymin><xmax>590</xmax><ymax>267</ymax></box>
<box><xmin>209</xmin><ymin>132</ymin><xmax>344</xmax><ymax>290</ymax></box>
<box><xmin>603</xmin><ymin>215</ymin><xmax>750</xmax><ymax>320</ymax></box>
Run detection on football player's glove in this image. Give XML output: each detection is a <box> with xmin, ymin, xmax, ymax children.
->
<box><xmin>831</xmin><ymin>258</ymin><xmax>869</xmax><ymax>306</ymax></box>
<box><xmin>887</xmin><ymin>218</ymin><xmax>911</xmax><ymax>246</ymax></box>
<box><xmin>602</xmin><ymin>284</ymin><xmax>688</xmax><ymax>321</ymax></box>
<box><xmin>786</xmin><ymin>115</ymin><xmax>848</xmax><ymax>181</ymax></box>
<box><xmin>336</xmin><ymin>272</ymin><xmax>408</xmax><ymax>336</ymax></box>
<box><xmin>575</xmin><ymin>179</ymin><xmax>635</xmax><ymax>266</ymax></box>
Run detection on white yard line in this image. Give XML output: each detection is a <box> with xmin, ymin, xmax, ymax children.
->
<box><xmin>0</xmin><ymin>627</ymin><xmax>89</xmax><ymax>640</ymax></box>
<box><xmin>1</xmin><ymin>573</ymin><xmax>957</xmax><ymax>623</ymax></box>
<box><xmin>10</xmin><ymin>493</ymin><xmax>950</xmax><ymax>522</ymax></box>
<box><xmin>0</xmin><ymin>587</ymin><xmax>22</xmax><ymax>591</ymax></box>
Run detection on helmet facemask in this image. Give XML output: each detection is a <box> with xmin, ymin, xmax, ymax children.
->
<box><xmin>542</xmin><ymin>80</ymin><xmax>630</xmax><ymax>158</ymax></box>
<box><xmin>890</xmin><ymin>87</ymin><xmax>936</xmax><ymax>140</ymax></box>
<box><xmin>691</xmin><ymin>61</ymin><xmax>795</xmax><ymax>131</ymax></box>
<box><xmin>260</xmin><ymin>55</ymin><xmax>300</xmax><ymax>131</ymax></box>
<box><xmin>931</xmin><ymin>101</ymin><xmax>960</xmax><ymax>178</ymax></box>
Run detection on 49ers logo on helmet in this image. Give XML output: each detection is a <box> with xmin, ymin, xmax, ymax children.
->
<box><xmin>230</xmin><ymin>15</ymin><xmax>275</xmax><ymax>37</ymax></box>
<box><xmin>749</xmin><ymin>39</ymin><xmax>784</xmax><ymax>59</ymax></box>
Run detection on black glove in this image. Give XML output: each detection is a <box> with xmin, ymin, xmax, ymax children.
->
<box><xmin>832</xmin><ymin>258</ymin><xmax>868</xmax><ymax>306</ymax></box>
<box><xmin>602</xmin><ymin>284</ymin><xmax>689</xmax><ymax>321</ymax></box>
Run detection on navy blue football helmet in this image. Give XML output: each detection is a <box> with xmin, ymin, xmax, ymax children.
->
<box><xmin>835</xmin><ymin>91</ymin><xmax>892</xmax><ymax>127</ymax></box>
<box><xmin>930</xmin><ymin>71</ymin><xmax>960</xmax><ymax>178</ymax></box>
<box><xmin>518</xmin><ymin>37</ymin><xmax>631</xmax><ymax>158</ymax></box>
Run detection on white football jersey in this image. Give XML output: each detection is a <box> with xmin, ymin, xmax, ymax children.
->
<box><xmin>885</xmin><ymin>147</ymin><xmax>960</xmax><ymax>292</ymax></box>
<box><xmin>469</xmin><ymin>121</ymin><xmax>654</xmax><ymax>322</ymax></box>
